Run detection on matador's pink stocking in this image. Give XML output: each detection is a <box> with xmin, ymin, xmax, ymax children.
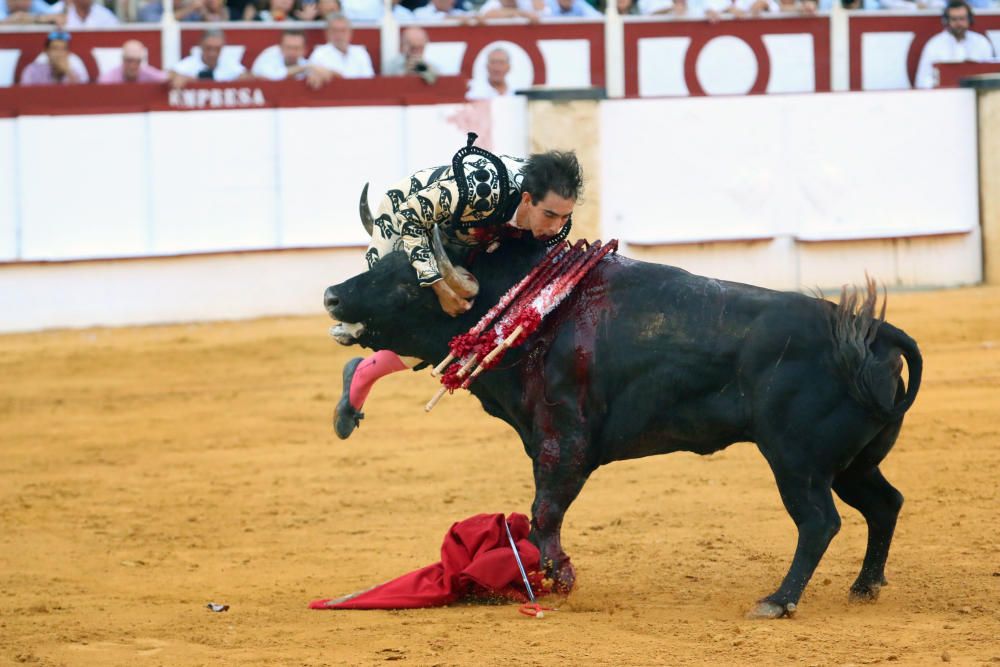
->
<box><xmin>349</xmin><ymin>350</ymin><xmax>408</xmax><ymax>409</ymax></box>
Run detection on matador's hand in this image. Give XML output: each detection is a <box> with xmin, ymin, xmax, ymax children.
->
<box><xmin>431</xmin><ymin>280</ymin><xmax>472</xmax><ymax>317</ymax></box>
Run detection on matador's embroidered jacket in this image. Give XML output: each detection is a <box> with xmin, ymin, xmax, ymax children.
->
<box><xmin>366</xmin><ymin>135</ymin><xmax>530</xmax><ymax>287</ymax></box>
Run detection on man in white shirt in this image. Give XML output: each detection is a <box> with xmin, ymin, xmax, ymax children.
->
<box><xmin>467</xmin><ymin>47</ymin><xmax>513</xmax><ymax>100</ymax></box>
<box><xmin>52</xmin><ymin>0</ymin><xmax>119</xmax><ymax>26</ymax></box>
<box><xmin>169</xmin><ymin>29</ymin><xmax>248</xmax><ymax>89</ymax></box>
<box><xmin>637</xmin><ymin>0</ymin><xmax>684</xmax><ymax>13</ymax></box>
<box><xmin>547</xmin><ymin>0</ymin><xmax>601</xmax><ymax>17</ymax></box>
<box><xmin>412</xmin><ymin>0</ymin><xmax>467</xmax><ymax>21</ymax></box>
<box><xmin>879</xmin><ymin>0</ymin><xmax>944</xmax><ymax>9</ymax></box>
<box><xmin>251</xmin><ymin>28</ymin><xmax>326</xmax><ymax>88</ymax></box>
<box><xmin>0</xmin><ymin>0</ymin><xmax>64</xmax><ymax>23</ymax></box>
<box><xmin>339</xmin><ymin>0</ymin><xmax>380</xmax><ymax>21</ymax></box>
<box><xmin>478</xmin><ymin>0</ymin><xmax>548</xmax><ymax>20</ymax></box>
<box><xmin>915</xmin><ymin>0</ymin><xmax>996</xmax><ymax>89</ymax></box>
<box><xmin>307</xmin><ymin>13</ymin><xmax>375</xmax><ymax>79</ymax></box>
<box><xmin>704</xmin><ymin>0</ymin><xmax>777</xmax><ymax>20</ymax></box>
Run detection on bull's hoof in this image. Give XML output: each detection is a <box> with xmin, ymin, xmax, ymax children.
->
<box><xmin>747</xmin><ymin>600</ymin><xmax>797</xmax><ymax>619</ymax></box>
<box><xmin>849</xmin><ymin>582</ymin><xmax>882</xmax><ymax>603</ymax></box>
<box><xmin>334</xmin><ymin>357</ymin><xmax>364</xmax><ymax>440</ymax></box>
<box><xmin>545</xmin><ymin>559</ymin><xmax>576</xmax><ymax>594</ymax></box>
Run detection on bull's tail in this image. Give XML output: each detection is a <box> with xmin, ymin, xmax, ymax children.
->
<box><xmin>831</xmin><ymin>277</ymin><xmax>922</xmax><ymax>422</ymax></box>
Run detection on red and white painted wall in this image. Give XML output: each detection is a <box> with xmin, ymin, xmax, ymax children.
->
<box><xmin>2</xmin><ymin>12</ymin><xmax>1000</xmax><ymax>93</ymax></box>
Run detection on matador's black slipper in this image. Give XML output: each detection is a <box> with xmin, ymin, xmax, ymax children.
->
<box><xmin>334</xmin><ymin>357</ymin><xmax>364</xmax><ymax>440</ymax></box>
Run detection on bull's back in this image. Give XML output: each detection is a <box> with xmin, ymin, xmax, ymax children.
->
<box><xmin>590</xmin><ymin>256</ymin><xmax>813</xmax><ymax>384</ymax></box>
<box><xmin>565</xmin><ymin>256</ymin><xmax>835</xmax><ymax>461</ymax></box>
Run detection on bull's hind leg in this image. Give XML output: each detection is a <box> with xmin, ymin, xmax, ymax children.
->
<box><xmin>750</xmin><ymin>463</ymin><xmax>841</xmax><ymax>619</ymax></box>
<box><xmin>833</xmin><ymin>466</ymin><xmax>903</xmax><ymax>601</ymax></box>
<box><xmin>832</xmin><ymin>420</ymin><xmax>905</xmax><ymax>602</ymax></box>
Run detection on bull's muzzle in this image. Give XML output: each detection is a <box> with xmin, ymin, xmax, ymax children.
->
<box><xmin>323</xmin><ymin>286</ymin><xmax>340</xmax><ymax>314</ymax></box>
<box><xmin>324</xmin><ymin>286</ymin><xmax>365</xmax><ymax>345</ymax></box>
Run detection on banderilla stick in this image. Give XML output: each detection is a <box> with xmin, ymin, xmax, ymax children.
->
<box><xmin>465</xmin><ymin>324</ymin><xmax>524</xmax><ymax>383</ymax></box>
<box><xmin>427</xmin><ymin>240</ymin><xmax>608</xmax><ymax>409</ymax></box>
<box><xmin>425</xmin><ymin>354</ymin><xmax>480</xmax><ymax>412</ymax></box>
<box><xmin>458</xmin><ymin>243</ymin><xmax>614</xmax><ymax>390</ymax></box>
<box><xmin>424</xmin><ymin>386</ymin><xmax>448</xmax><ymax>412</ymax></box>
<box><xmin>426</xmin><ymin>325</ymin><xmax>523</xmax><ymax>411</ymax></box>
<box><xmin>431</xmin><ymin>242</ymin><xmax>580</xmax><ymax>377</ymax></box>
<box><xmin>431</xmin><ymin>354</ymin><xmax>456</xmax><ymax>378</ymax></box>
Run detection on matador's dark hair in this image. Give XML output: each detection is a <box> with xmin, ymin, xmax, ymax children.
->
<box><xmin>521</xmin><ymin>151</ymin><xmax>584</xmax><ymax>204</ymax></box>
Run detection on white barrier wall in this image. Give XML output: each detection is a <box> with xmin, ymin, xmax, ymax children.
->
<box><xmin>0</xmin><ymin>96</ymin><xmax>529</xmax><ymax>262</ymax></box>
<box><xmin>0</xmin><ymin>118</ymin><xmax>16</xmax><ymax>260</ymax></box>
<box><xmin>0</xmin><ymin>249</ymin><xmax>368</xmax><ymax>332</ymax></box>
<box><xmin>0</xmin><ymin>89</ymin><xmax>984</xmax><ymax>332</ymax></box>
<box><xmin>601</xmin><ymin>89</ymin><xmax>978</xmax><ymax>243</ymax></box>
<box><xmin>600</xmin><ymin>88</ymin><xmax>982</xmax><ymax>290</ymax></box>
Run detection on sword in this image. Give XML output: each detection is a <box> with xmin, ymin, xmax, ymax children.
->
<box><xmin>504</xmin><ymin>517</ymin><xmax>553</xmax><ymax>619</ymax></box>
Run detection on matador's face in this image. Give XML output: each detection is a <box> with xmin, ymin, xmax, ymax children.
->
<box><xmin>516</xmin><ymin>191</ymin><xmax>575</xmax><ymax>242</ymax></box>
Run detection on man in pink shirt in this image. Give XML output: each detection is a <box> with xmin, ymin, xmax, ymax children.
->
<box><xmin>98</xmin><ymin>39</ymin><xmax>167</xmax><ymax>84</ymax></box>
<box><xmin>20</xmin><ymin>30</ymin><xmax>89</xmax><ymax>85</ymax></box>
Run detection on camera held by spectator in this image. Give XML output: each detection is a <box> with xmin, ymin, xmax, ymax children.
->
<box><xmin>385</xmin><ymin>26</ymin><xmax>439</xmax><ymax>84</ymax></box>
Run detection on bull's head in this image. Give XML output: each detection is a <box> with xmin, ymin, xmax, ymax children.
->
<box><xmin>324</xmin><ymin>187</ymin><xmax>481</xmax><ymax>359</ymax></box>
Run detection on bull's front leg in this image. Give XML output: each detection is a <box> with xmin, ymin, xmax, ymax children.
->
<box><xmin>528</xmin><ymin>431</ymin><xmax>593</xmax><ymax>594</ymax></box>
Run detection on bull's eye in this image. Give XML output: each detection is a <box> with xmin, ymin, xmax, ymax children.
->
<box><xmin>391</xmin><ymin>283</ymin><xmax>424</xmax><ymax>308</ymax></box>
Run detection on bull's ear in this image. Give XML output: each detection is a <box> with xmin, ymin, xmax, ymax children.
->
<box><xmin>359</xmin><ymin>183</ymin><xmax>374</xmax><ymax>237</ymax></box>
<box><xmin>431</xmin><ymin>225</ymin><xmax>479</xmax><ymax>299</ymax></box>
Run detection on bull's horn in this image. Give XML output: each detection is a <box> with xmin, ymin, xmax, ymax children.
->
<box><xmin>359</xmin><ymin>183</ymin><xmax>374</xmax><ymax>237</ymax></box>
<box><xmin>431</xmin><ymin>225</ymin><xmax>479</xmax><ymax>298</ymax></box>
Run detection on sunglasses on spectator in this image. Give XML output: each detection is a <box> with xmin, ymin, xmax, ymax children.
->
<box><xmin>47</xmin><ymin>30</ymin><xmax>71</xmax><ymax>42</ymax></box>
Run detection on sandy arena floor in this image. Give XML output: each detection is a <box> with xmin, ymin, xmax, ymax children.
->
<box><xmin>1</xmin><ymin>284</ymin><xmax>998</xmax><ymax>666</ymax></box>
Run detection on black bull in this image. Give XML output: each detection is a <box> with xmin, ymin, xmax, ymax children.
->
<box><xmin>324</xmin><ymin>234</ymin><xmax>922</xmax><ymax>618</ymax></box>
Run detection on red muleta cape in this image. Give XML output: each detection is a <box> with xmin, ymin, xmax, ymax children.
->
<box><xmin>309</xmin><ymin>513</ymin><xmax>550</xmax><ymax>610</ymax></box>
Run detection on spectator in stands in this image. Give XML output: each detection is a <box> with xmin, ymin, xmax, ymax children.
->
<box><xmin>704</xmin><ymin>0</ymin><xmax>775</xmax><ymax>20</ymax></box>
<box><xmin>879</xmin><ymin>0</ymin><xmax>944</xmax><ymax>9</ymax></box>
<box><xmin>137</xmin><ymin>0</ymin><xmax>160</xmax><ymax>21</ymax></box>
<box><xmin>307</xmin><ymin>14</ymin><xmax>375</xmax><ymax>78</ymax></box>
<box><xmin>20</xmin><ymin>30</ymin><xmax>89</xmax><ymax>85</ymax></box>
<box><xmin>548</xmin><ymin>0</ymin><xmax>601</xmax><ymax>16</ymax></box>
<box><xmin>226</xmin><ymin>0</ymin><xmax>257</xmax><ymax>18</ymax></box>
<box><xmin>51</xmin><ymin>0</ymin><xmax>120</xmax><ymax>27</ymax></box>
<box><xmin>253</xmin><ymin>29</ymin><xmax>306</xmax><ymax>79</ymax></box>
<box><xmin>385</xmin><ymin>26</ymin><xmax>439</xmax><ymax>82</ymax></box>
<box><xmin>137</xmin><ymin>0</ymin><xmax>230</xmax><ymax>21</ymax></box>
<box><xmin>916</xmin><ymin>0</ymin><xmax>996</xmax><ymax>89</ymax></box>
<box><xmin>479</xmin><ymin>0</ymin><xmax>547</xmax><ymax>21</ymax></box>
<box><xmin>173</xmin><ymin>0</ymin><xmax>232</xmax><ymax>20</ymax></box>
<box><xmin>392</xmin><ymin>0</ymin><xmax>416</xmax><ymax>20</ymax></box>
<box><xmin>258</xmin><ymin>0</ymin><xmax>320</xmax><ymax>20</ymax></box>
<box><xmin>413</xmin><ymin>0</ymin><xmax>468</xmax><ymax>19</ymax></box>
<box><xmin>251</xmin><ymin>28</ymin><xmax>329</xmax><ymax>88</ymax></box>
<box><xmin>777</xmin><ymin>0</ymin><xmax>817</xmax><ymax>13</ymax></box>
<box><xmin>466</xmin><ymin>47</ymin><xmax>513</xmax><ymax>99</ymax></box>
<box><xmin>169</xmin><ymin>29</ymin><xmax>247</xmax><ymax>88</ymax></box>
<box><xmin>0</xmin><ymin>0</ymin><xmax>64</xmax><ymax>24</ymax></box>
<box><xmin>637</xmin><ymin>0</ymin><xmax>685</xmax><ymax>12</ymax></box>
<box><xmin>601</xmin><ymin>0</ymin><xmax>640</xmax><ymax>14</ymax></box>
<box><xmin>317</xmin><ymin>0</ymin><xmax>341</xmax><ymax>15</ymax></box>
<box><xmin>98</xmin><ymin>39</ymin><xmax>167</xmax><ymax>83</ymax></box>
<box><xmin>340</xmin><ymin>0</ymin><xmax>380</xmax><ymax>20</ymax></box>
